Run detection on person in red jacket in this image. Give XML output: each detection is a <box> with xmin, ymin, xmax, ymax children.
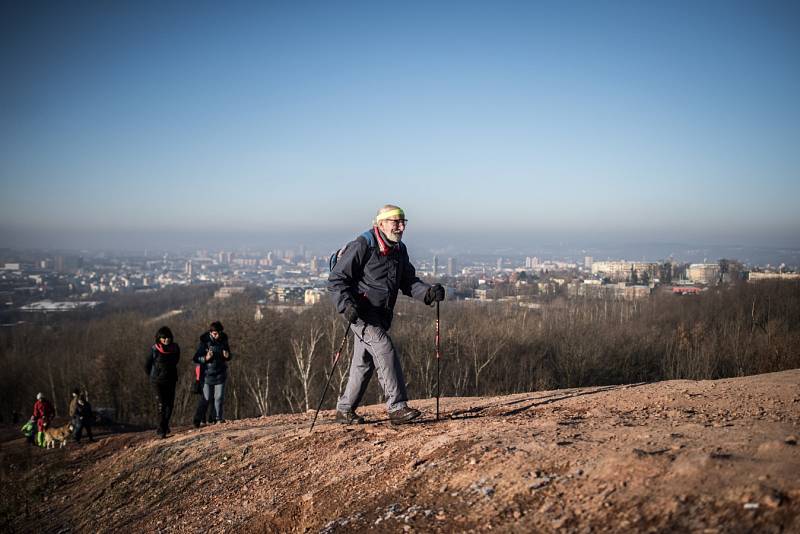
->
<box><xmin>30</xmin><ymin>392</ymin><xmax>55</xmax><ymax>446</ymax></box>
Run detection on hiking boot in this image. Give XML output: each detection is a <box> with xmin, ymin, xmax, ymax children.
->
<box><xmin>389</xmin><ymin>406</ymin><xmax>421</xmax><ymax>425</ymax></box>
<box><xmin>335</xmin><ymin>410</ymin><xmax>365</xmax><ymax>425</ymax></box>
<box><xmin>193</xmin><ymin>420</ymin><xmax>201</xmax><ymax>429</ymax></box>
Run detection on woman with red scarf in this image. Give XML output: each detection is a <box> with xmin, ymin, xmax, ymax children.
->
<box><xmin>145</xmin><ymin>326</ymin><xmax>180</xmax><ymax>438</ymax></box>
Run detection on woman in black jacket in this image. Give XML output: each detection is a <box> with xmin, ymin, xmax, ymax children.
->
<box><xmin>193</xmin><ymin>321</ymin><xmax>232</xmax><ymax>427</ymax></box>
<box><xmin>145</xmin><ymin>326</ymin><xmax>180</xmax><ymax>438</ymax></box>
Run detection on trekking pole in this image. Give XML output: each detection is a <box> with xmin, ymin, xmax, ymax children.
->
<box><xmin>435</xmin><ymin>300</ymin><xmax>441</xmax><ymax>420</ymax></box>
<box><xmin>310</xmin><ymin>323</ymin><xmax>350</xmax><ymax>432</ymax></box>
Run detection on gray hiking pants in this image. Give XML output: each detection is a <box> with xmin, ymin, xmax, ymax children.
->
<box><xmin>197</xmin><ymin>382</ymin><xmax>225</xmax><ymax>422</ymax></box>
<box><xmin>337</xmin><ymin>322</ymin><xmax>409</xmax><ymax>413</ymax></box>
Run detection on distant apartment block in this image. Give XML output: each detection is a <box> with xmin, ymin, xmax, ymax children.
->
<box><xmin>304</xmin><ymin>288</ymin><xmax>323</xmax><ymax>305</ymax></box>
<box><xmin>233</xmin><ymin>258</ymin><xmax>259</xmax><ymax>268</ymax></box>
<box><xmin>591</xmin><ymin>261</ymin><xmax>659</xmax><ymax>283</ymax></box>
<box><xmin>687</xmin><ymin>263</ymin><xmax>720</xmax><ymax>285</ymax></box>
<box><xmin>214</xmin><ymin>286</ymin><xmax>246</xmax><ymax>299</ymax></box>
<box><xmin>568</xmin><ymin>281</ymin><xmax>651</xmax><ymax>300</ymax></box>
<box><xmin>447</xmin><ymin>257</ymin><xmax>457</xmax><ymax>277</ymax></box>
<box><xmin>624</xmin><ymin>285</ymin><xmax>651</xmax><ymax>300</ymax></box>
<box><xmin>748</xmin><ymin>272</ymin><xmax>800</xmax><ymax>281</ymax></box>
<box><xmin>474</xmin><ymin>288</ymin><xmax>490</xmax><ymax>300</ymax></box>
<box><xmin>272</xmin><ymin>285</ymin><xmax>305</xmax><ymax>303</ymax></box>
<box><xmin>591</xmin><ymin>261</ymin><xmax>627</xmax><ymax>280</ymax></box>
<box><xmin>20</xmin><ymin>300</ymin><xmax>101</xmax><ymax>312</ymax></box>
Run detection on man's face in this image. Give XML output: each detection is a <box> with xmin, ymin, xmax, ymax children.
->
<box><xmin>210</xmin><ymin>330</ymin><xmax>220</xmax><ymax>340</ymax></box>
<box><xmin>378</xmin><ymin>217</ymin><xmax>407</xmax><ymax>242</ymax></box>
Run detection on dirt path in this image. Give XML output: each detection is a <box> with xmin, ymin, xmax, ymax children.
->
<box><xmin>3</xmin><ymin>370</ymin><xmax>799</xmax><ymax>533</ymax></box>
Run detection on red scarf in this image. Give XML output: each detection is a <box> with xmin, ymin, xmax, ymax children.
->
<box><xmin>373</xmin><ymin>226</ymin><xmax>395</xmax><ymax>257</ymax></box>
<box><xmin>154</xmin><ymin>342</ymin><xmax>178</xmax><ymax>354</ymax></box>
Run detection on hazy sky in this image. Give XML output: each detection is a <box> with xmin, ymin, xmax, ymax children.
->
<box><xmin>1</xmin><ymin>1</ymin><xmax>799</xmax><ymax>250</ymax></box>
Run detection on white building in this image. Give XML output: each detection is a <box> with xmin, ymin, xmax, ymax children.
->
<box><xmin>592</xmin><ymin>261</ymin><xmax>659</xmax><ymax>283</ymax></box>
<box><xmin>304</xmin><ymin>288</ymin><xmax>323</xmax><ymax>305</ymax></box>
<box><xmin>748</xmin><ymin>272</ymin><xmax>800</xmax><ymax>281</ymax></box>
<box><xmin>688</xmin><ymin>263</ymin><xmax>720</xmax><ymax>285</ymax></box>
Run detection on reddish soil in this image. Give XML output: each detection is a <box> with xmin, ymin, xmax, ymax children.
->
<box><xmin>2</xmin><ymin>369</ymin><xmax>799</xmax><ymax>533</ymax></box>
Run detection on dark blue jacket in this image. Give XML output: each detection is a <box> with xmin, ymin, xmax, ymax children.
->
<box><xmin>76</xmin><ymin>399</ymin><xmax>95</xmax><ymax>424</ymax></box>
<box><xmin>328</xmin><ymin>228</ymin><xmax>429</xmax><ymax>330</ymax></box>
<box><xmin>145</xmin><ymin>343</ymin><xmax>180</xmax><ymax>384</ymax></box>
<box><xmin>193</xmin><ymin>332</ymin><xmax>231</xmax><ymax>385</ymax></box>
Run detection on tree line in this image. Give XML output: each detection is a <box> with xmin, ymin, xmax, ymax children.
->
<box><xmin>1</xmin><ymin>280</ymin><xmax>798</xmax><ymax>427</ymax></box>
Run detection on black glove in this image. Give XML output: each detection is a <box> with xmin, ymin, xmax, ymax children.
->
<box><xmin>343</xmin><ymin>304</ymin><xmax>359</xmax><ymax>324</ymax></box>
<box><xmin>425</xmin><ymin>283</ymin><xmax>445</xmax><ymax>305</ymax></box>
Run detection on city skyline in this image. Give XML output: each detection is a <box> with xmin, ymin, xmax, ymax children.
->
<box><xmin>2</xmin><ymin>2</ymin><xmax>799</xmax><ymax>250</ymax></box>
<box><xmin>3</xmin><ymin>235</ymin><xmax>797</xmax><ymax>322</ymax></box>
<box><xmin>2</xmin><ymin>239</ymin><xmax>799</xmax><ymax>270</ymax></box>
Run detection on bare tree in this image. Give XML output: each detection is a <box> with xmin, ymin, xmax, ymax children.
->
<box><xmin>245</xmin><ymin>360</ymin><xmax>271</xmax><ymax>416</ymax></box>
<box><xmin>3</xmin><ymin>280</ymin><xmax>799</xmax><ymax>425</ymax></box>
<box><xmin>282</xmin><ymin>384</ymin><xmax>300</xmax><ymax>414</ymax></box>
<box><xmin>290</xmin><ymin>325</ymin><xmax>324</xmax><ymax>412</ymax></box>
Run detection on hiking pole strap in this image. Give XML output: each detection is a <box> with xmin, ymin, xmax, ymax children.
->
<box><xmin>310</xmin><ymin>323</ymin><xmax>350</xmax><ymax>432</ymax></box>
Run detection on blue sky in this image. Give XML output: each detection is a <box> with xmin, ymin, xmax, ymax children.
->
<box><xmin>1</xmin><ymin>1</ymin><xmax>799</xmax><ymax>251</ymax></box>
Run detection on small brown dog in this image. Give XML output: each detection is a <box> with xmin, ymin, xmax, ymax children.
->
<box><xmin>43</xmin><ymin>423</ymin><xmax>74</xmax><ymax>449</ymax></box>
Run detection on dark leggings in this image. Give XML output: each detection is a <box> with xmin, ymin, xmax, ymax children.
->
<box><xmin>73</xmin><ymin>418</ymin><xmax>94</xmax><ymax>441</ymax></box>
<box><xmin>152</xmin><ymin>381</ymin><xmax>176</xmax><ymax>434</ymax></box>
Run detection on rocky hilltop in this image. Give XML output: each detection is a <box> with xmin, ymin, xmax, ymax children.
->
<box><xmin>2</xmin><ymin>370</ymin><xmax>799</xmax><ymax>533</ymax></box>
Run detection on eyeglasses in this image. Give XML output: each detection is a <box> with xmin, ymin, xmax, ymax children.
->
<box><xmin>159</xmin><ymin>336</ymin><xmax>171</xmax><ymax>341</ymax></box>
<box><xmin>383</xmin><ymin>219</ymin><xmax>407</xmax><ymax>227</ymax></box>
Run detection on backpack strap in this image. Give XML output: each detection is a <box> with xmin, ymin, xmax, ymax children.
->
<box><xmin>330</xmin><ymin>229</ymin><xmax>376</xmax><ymax>271</ymax></box>
<box><xmin>358</xmin><ymin>229</ymin><xmax>376</xmax><ymax>265</ymax></box>
<box><xmin>359</xmin><ymin>229</ymin><xmax>376</xmax><ymax>248</ymax></box>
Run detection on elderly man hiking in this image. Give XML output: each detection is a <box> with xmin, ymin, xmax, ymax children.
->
<box><xmin>328</xmin><ymin>204</ymin><xmax>445</xmax><ymax>425</ymax></box>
